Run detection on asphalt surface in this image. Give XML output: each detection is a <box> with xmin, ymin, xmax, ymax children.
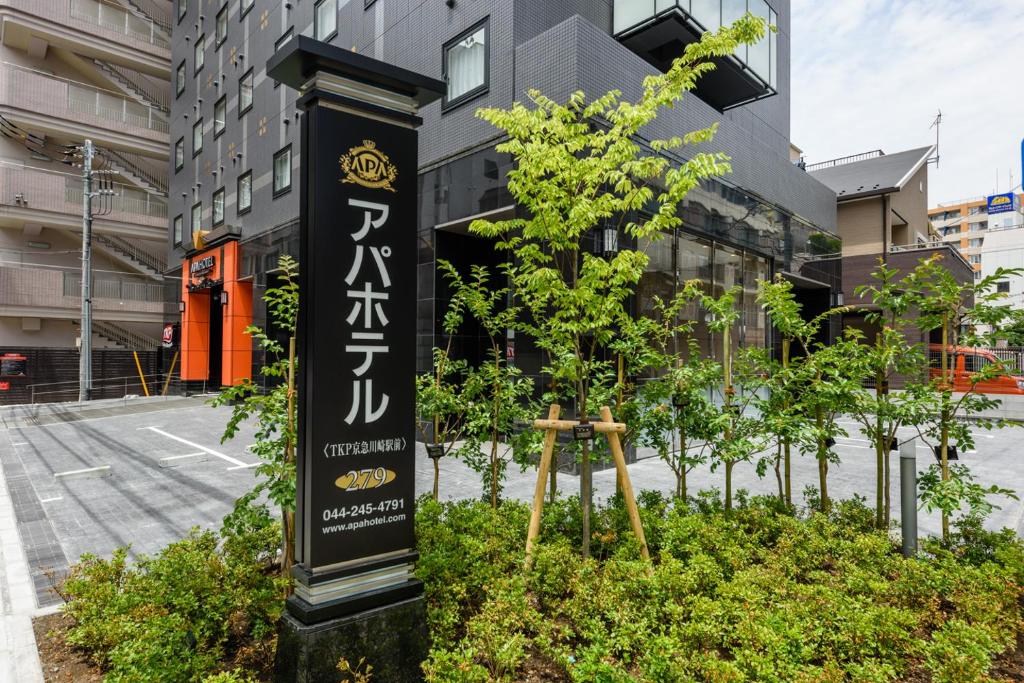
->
<box><xmin>1</xmin><ymin>397</ymin><xmax>1022</xmax><ymax>610</ymax></box>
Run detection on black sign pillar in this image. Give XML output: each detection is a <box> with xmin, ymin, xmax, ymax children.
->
<box><xmin>267</xmin><ymin>37</ymin><xmax>443</xmax><ymax>683</ymax></box>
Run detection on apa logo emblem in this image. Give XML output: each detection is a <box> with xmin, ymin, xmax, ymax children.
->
<box><xmin>339</xmin><ymin>140</ymin><xmax>397</xmax><ymax>192</ymax></box>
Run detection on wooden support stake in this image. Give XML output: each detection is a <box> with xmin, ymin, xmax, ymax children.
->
<box><xmin>525</xmin><ymin>404</ymin><xmax>560</xmax><ymax>570</ymax></box>
<box><xmin>532</xmin><ymin>418</ymin><xmax>625</xmax><ymax>433</ymax></box>
<box><xmin>600</xmin><ymin>405</ymin><xmax>649</xmax><ymax>561</ymax></box>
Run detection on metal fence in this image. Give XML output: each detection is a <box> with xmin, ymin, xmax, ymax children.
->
<box><xmin>987</xmin><ymin>347</ymin><xmax>1024</xmax><ymax>372</ymax></box>
<box><xmin>23</xmin><ymin>372</ymin><xmax>189</xmax><ymax>405</ymax></box>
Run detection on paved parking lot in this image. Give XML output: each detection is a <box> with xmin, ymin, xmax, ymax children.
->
<box><xmin>1</xmin><ymin>397</ymin><xmax>1022</xmax><ymax>612</ymax></box>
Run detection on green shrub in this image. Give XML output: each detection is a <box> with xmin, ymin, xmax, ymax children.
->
<box><xmin>62</xmin><ymin>504</ymin><xmax>287</xmax><ymax>682</ymax></box>
<box><xmin>419</xmin><ymin>492</ymin><xmax>1024</xmax><ymax>682</ymax></box>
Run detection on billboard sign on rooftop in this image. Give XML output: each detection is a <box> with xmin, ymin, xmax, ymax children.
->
<box><xmin>987</xmin><ymin>192</ymin><xmax>1017</xmax><ymax>214</ymax></box>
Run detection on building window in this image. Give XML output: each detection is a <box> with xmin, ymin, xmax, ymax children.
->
<box><xmin>977</xmin><ymin>221</ymin><xmax>988</xmax><ymax>231</ymax></box>
<box><xmin>315</xmin><ymin>0</ymin><xmax>337</xmax><ymax>41</ymax></box>
<box><xmin>237</xmin><ymin>171</ymin><xmax>252</xmax><ymax>215</ymax></box>
<box><xmin>969</xmin><ymin>238</ymin><xmax>984</xmax><ymax>248</ymax></box>
<box><xmin>443</xmin><ymin>19</ymin><xmax>488</xmax><ymax>108</ymax></box>
<box><xmin>176</xmin><ymin>60</ymin><xmax>186</xmax><ymax>97</ymax></box>
<box><xmin>364</xmin><ymin>0</ymin><xmax>376</xmax><ymax>8</ymax></box>
<box><xmin>214</xmin><ymin>96</ymin><xmax>226</xmax><ymax>138</ymax></box>
<box><xmin>969</xmin><ymin>254</ymin><xmax>982</xmax><ymax>265</ymax></box>
<box><xmin>970</xmin><ymin>205</ymin><xmax>987</xmax><ymax>215</ymax></box>
<box><xmin>998</xmin><ymin>281</ymin><xmax>1011</xmax><ymax>293</ymax></box>
<box><xmin>216</xmin><ymin>6</ymin><xmax>228</xmax><ymax>48</ymax></box>
<box><xmin>177</xmin><ymin>0</ymin><xmax>186</xmax><ymax>23</ymax></box>
<box><xmin>194</xmin><ymin>34</ymin><xmax>205</xmax><ymax>74</ymax></box>
<box><xmin>173</xmin><ymin>214</ymin><xmax>183</xmax><ymax>246</ymax></box>
<box><xmin>273</xmin><ymin>29</ymin><xmax>293</xmax><ymax>88</ymax></box>
<box><xmin>212</xmin><ymin>187</ymin><xmax>225</xmax><ymax>226</ymax></box>
<box><xmin>238</xmin><ymin>69</ymin><xmax>253</xmax><ymax>116</ymax></box>
<box><xmin>174</xmin><ymin>137</ymin><xmax>184</xmax><ymax>172</ymax></box>
<box><xmin>273</xmin><ymin>145</ymin><xmax>292</xmax><ymax>196</ymax></box>
<box><xmin>192</xmin><ymin>118</ymin><xmax>203</xmax><ymax>157</ymax></box>
<box><xmin>240</xmin><ymin>0</ymin><xmax>254</xmax><ymax>19</ymax></box>
<box><xmin>191</xmin><ymin>202</ymin><xmax>202</xmax><ymax>235</ymax></box>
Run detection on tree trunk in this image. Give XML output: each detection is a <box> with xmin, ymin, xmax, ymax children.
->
<box><xmin>581</xmin><ymin>436</ymin><xmax>591</xmax><ymax>559</ymax></box>
<box><xmin>816</xmin><ymin>404</ymin><xmax>830</xmax><ymax>514</ymax></box>
<box><xmin>883</xmin><ymin>448</ymin><xmax>891</xmax><ymax>527</ymax></box>
<box><xmin>782</xmin><ymin>338</ymin><xmax>792</xmax><ymax>506</ymax></box>
<box><xmin>875</xmin><ymin>419</ymin><xmax>885</xmax><ymax>529</ymax></box>
<box><xmin>723</xmin><ymin>325</ymin><xmax>734</xmax><ymax>513</ymax></box>
<box><xmin>490</xmin><ymin>347</ymin><xmax>501</xmax><ymax>508</ymax></box>
<box><xmin>679</xmin><ymin>431</ymin><xmax>687</xmax><ymax>502</ymax></box>
<box><xmin>774</xmin><ymin>443</ymin><xmax>784</xmax><ymax>502</ymax></box>
<box><xmin>433</xmin><ymin>456</ymin><xmax>440</xmax><ymax>500</ymax></box>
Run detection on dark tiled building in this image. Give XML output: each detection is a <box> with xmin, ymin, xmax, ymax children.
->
<box><xmin>169</xmin><ymin>0</ymin><xmax>840</xmax><ymax>386</ymax></box>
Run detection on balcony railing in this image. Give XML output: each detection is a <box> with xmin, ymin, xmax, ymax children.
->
<box><xmin>613</xmin><ymin>0</ymin><xmax>777</xmax><ymax>109</ymax></box>
<box><xmin>69</xmin><ymin>0</ymin><xmax>170</xmax><ymax>49</ymax></box>
<box><xmin>889</xmin><ymin>241</ymin><xmax>973</xmax><ymax>272</ymax></box>
<box><xmin>0</xmin><ymin>161</ymin><xmax>167</xmax><ymax>228</ymax></box>
<box><xmin>0</xmin><ymin>265</ymin><xmax>163</xmax><ymax>313</ymax></box>
<box><xmin>0</xmin><ymin>63</ymin><xmax>168</xmax><ymax>138</ymax></box>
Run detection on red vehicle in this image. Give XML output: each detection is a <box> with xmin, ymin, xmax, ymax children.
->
<box><xmin>928</xmin><ymin>345</ymin><xmax>1024</xmax><ymax>395</ymax></box>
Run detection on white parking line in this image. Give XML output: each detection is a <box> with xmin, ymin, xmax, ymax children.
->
<box><xmin>226</xmin><ymin>462</ymin><xmax>259</xmax><ymax>471</ymax></box>
<box><xmin>38</xmin><ymin>497</ymin><xmax>63</xmax><ymax>504</ymax></box>
<box><xmin>10</xmin><ymin>442</ymin><xmax>28</xmax><ymax>446</ymax></box>
<box><xmin>140</xmin><ymin>427</ymin><xmax>248</xmax><ymax>468</ymax></box>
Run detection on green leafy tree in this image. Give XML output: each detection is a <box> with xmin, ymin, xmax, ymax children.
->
<box><xmin>469</xmin><ymin>15</ymin><xmax>769</xmax><ymax>549</ymax></box>
<box><xmin>902</xmin><ymin>255</ymin><xmax>1023</xmax><ymax>541</ymax></box>
<box><xmin>851</xmin><ymin>260</ymin><xmax>938</xmax><ymax>528</ymax></box>
<box><xmin>614</xmin><ymin>282</ymin><xmax>719</xmax><ymax>500</ymax></box>
<box><xmin>437</xmin><ymin>262</ymin><xmax>540</xmax><ymax>507</ymax></box>
<box><xmin>699</xmin><ymin>286</ymin><xmax>765</xmax><ymax>512</ymax></box>
<box><xmin>759</xmin><ymin>276</ymin><xmax>855</xmax><ymax>514</ymax></box>
<box><xmin>212</xmin><ymin>255</ymin><xmax>299</xmax><ymax>581</ymax></box>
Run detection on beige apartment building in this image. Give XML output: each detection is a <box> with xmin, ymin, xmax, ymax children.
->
<box><xmin>0</xmin><ymin>0</ymin><xmax>171</xmax><ymax>357</ymax></box>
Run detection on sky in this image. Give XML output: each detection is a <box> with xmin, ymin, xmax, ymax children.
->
<box><xmin>790</xmin><ymin>0</ymin><xmax>1024</xmax><ymax>208</ymax></box>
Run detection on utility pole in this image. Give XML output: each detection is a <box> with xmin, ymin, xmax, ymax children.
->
<box><xmin>78</xmin><ymin>139</ymin><xmax>94</xmax><ymax>403</ymax></box>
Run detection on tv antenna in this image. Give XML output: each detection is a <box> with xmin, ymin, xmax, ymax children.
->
<box><xmin>927</xmin><ymin>110</ymin><xmax>942</xmax><ymax>167</ymax></box>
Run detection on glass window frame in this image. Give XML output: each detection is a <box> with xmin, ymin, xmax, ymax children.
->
<box><xmin>238</xmin><ymin>68</ymin><xmax>254</xmax><ymax>117</ymax></box>
<box><xmin>191</xmin><ymin>201</ymin><xmax>202</xmax><ymax>235</ymax></box>
<box><xmin>213</xmin><ymin>95</ymin><xmax>227</xmax><ymax>138</ymax></box>
<box><xmin>215</xmin><ymin>5</ymin><xmax>228</xmax><ymax>48</ymax></box>
<box><xmin>192</xmin><ymin>118</ymin><xmax>203</xmax><ymax>157</ymax></box>
<box><xmin>173</xmin><ymin>213</ymin><xmax>183</xmax><ymax>247</ymax></box>
<box><xmin>177</xmin><ymin>0</ymin><xmax>186</xmax><ymax>24</ymax></box>
<box><xmin>240</xmin><ymin>0</ymin><xmax>254</xmax><ymax>20</ymax></box>
<box><xmin>237</xmin><ymin>170</ymin><xmax>253</xmax><ymax>215</ymax></box>
<box><xmin>194</xmin><ymin>34</ymin><xmax>205</xmax><ymax>74</ymax></box>
<box><xmin>273</xmin><ymin>145</ymin><xmax>292</xmax><ymax>197</ymax></box>
<box><xmin>315</xmin><ymin>0</ymin><xmax>338</xmax><ymax>41</ymax></box>
<box><xmin>273</xmin><ymin>29</ymin><xmax>293</xmax><ymax>88</ymax></box>
<box><xmin>176</xmin><ymin>60</ymin><xmax>186</xmax><ymax>98</ymax></box>
<box><xmin>212</xmin><ymin>186</ymin><xmax>225</xmax><ymax>226</ymax></box>
<box><xmin>442</xmin><ymin>18</ymin><xmax>489</xmax><ymax>111</ymax></box>
<box><xmin>174</xmin><ymin>136</ymin><xmax>184</xmax><ymax>172</ymax></box>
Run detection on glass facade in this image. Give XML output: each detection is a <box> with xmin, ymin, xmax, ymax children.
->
<box><xmin>416</xmin><ymin>145</ymin><xmax>841</xmax><ymax>378</ymax></box>
<box><xmin>613</xmin><ymin>0</ymin><xmax>777</xmax><ymax>89</ymax></box>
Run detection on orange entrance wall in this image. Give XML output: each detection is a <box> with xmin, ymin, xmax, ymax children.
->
<box><xmin>180</xmin><ymin>240</ymin><xmax>252</xmax><ymax>387</ymax></box>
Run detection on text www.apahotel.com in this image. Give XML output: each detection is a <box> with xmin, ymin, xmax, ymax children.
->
<box><xmin>323</xmin><ymin>512</ymin><xmax>407</xmax><ymax>535</ymax></box>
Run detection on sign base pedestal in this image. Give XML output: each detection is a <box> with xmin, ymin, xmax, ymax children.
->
<box><xmin>274</xmin><ymin>595</ymin><xmax>429</xmax><ymax>683</ymax></box>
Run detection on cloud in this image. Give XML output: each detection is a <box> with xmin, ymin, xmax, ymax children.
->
<box><xmin>791</xmin><ymin>0</ymin><xmax>1024</xmax><ymax>205</ymax></box>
